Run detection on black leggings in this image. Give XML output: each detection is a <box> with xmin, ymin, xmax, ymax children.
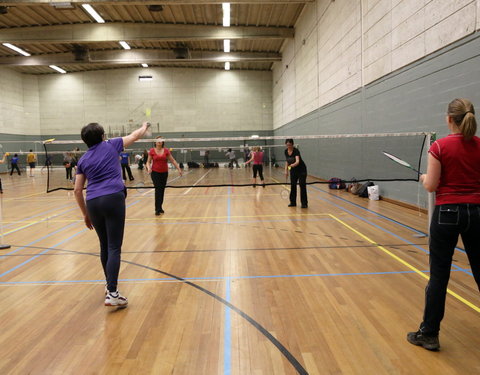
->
<box><xmin>290</xmin><ymin>169</ymin><xmax>308</xmax><ymax>206</ymax></box>
<box><xmin>252</xmin><ymin>164</ymin><xmax>264</xmax><ymax>180</ymax></box>
<box><xmin>10</xmin><ymin>163</ymin><xmax>21</xmax><ymax>175</ymax></box>
<box><xmin>86</xmin><ymin>191</ymin><xmax>126</xmax><ymax>293</ymax></box>
<box><xmin>151</xmin><ymin>171</ymin><xmax>168</xmax><ymax>212</ymax></box>
<box><xmin>122</xmin><ymin>164</ymin><xmax>134</xmax><ymax>180</ymax></box>
<box><xmin>65</xmin><ymin>166</ymin><xmax>73</xmax><ymax>180</ymax></box>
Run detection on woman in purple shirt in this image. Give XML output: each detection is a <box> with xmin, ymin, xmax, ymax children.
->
<box><xmin>74</xmin><ymin>121</ymin><xmax>150</xmax><ymax>307</ymax></box>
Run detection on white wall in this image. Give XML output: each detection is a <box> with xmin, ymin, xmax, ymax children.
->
<box><xmin>38</xmin><ymin>68</ymin><xmax>272</xmax><ymax>135</ymax></box>
<box><xmin>0</xmin><ymin>68</ymin><xmax>40</xmax><ymax>135</ymax></box>
<box><xmin>273</xmin><ymin>0</ymin><xmax>480</xmax><ymax>129</ymax></box>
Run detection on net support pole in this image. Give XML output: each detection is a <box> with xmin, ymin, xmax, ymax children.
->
<box><xmin>268</xmin><ymin>148</ymin><xmax>272</xmax><ymax>172</ymax></box>
<box><xmin>0</xmin><ymin>198</ymin><xmax>11</xmax><ymax>250</ymax></box>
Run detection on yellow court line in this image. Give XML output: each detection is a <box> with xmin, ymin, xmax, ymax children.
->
<box><xmin>3</xmin><ymin>191</ymin><xmax>47</xmax><ymax>201</ymax></box>
<box><xmin>4</xmin><ymin>220</ymin><xmax>50</xmax><ymax>235</ymax></box>
<box><xmin>329</xmin><ymin>214</ymin><xmax>480</xmax><ymax>313</ymax></box>
<box><xmin>3</xmin><ymin>213</ymin><xmax>80</xmax><ymax>235</ymax></box>
<box><xmin>3</xmin><ymin>212</ymin><xmax>333</xmax><ymax>225</ymax></box>
<box><xmin>271</xmin><ymin>176</ymin><xmax>290</xmax><ymax>191</ymax></box>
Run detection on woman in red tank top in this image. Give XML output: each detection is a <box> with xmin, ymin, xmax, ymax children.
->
<box><xmin>245</xmin><ymin>146</ymin><xmax>265</xmax><ymax>188</ymax></box>
<box><xmin>407</xmin><ymin>98</ymin><xmax>480</xmax><ymax>351</ymax></box>
<box><xmin>146</xmin><ymin>136</ymin><xmax>183</xmax><ymax>215</ymax></box>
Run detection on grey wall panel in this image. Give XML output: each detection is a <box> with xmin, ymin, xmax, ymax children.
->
<box><xmin>273</xmin><ymin>32</ymin><xmax>480</xmax><ymax>208</ymax></box>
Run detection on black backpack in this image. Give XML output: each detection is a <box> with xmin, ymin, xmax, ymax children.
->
<box><xmin>356</xmin><ymin>181</ymin><xmax>374</xmax><ymax>198</ymax></box>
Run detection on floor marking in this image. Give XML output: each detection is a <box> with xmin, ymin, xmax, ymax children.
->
<box><xmin>224</xmin><ymin>278</ymin><xmax>232</xmax><ymax>375</ymax></box>
<box><xmin>0</xmin><ymin>270</ymin><xmax>450</xmax><ymax>286</ymax></box>
<box><xmin>183</xmin><ymin>169</ymin><xmax>213</xmax><ymax>195</ymax></box>
<box><xmin>329</xmin><ymin>214</ymin><xmax>480</xmax><ymax>313</ymax></box>
<box><xmin>3</xmin><ymin>212</ymin><xmax>332</xmax><ymax>224</ymax></box>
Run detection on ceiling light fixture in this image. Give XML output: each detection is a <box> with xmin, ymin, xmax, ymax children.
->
<box><xmin>224</xmin><ymin>62</ymin><xmax>230</xmax><ymax>71</ymax></box>
<box><xmin>2</xmin><ymin>43</ymin><xmax>30</xmax><ymax>56</ymax></box>
<box><xmin>119</xmin><ymin>41</ymin><xmax>131</xmax><ymax>50</ymax></box>
<box><xmin>222</xmin><ymin>3</ymin><xmax>230</xmax><ymax>27</ymax></box>
<box><xmin>50</xmin><ymin>2</ymin><xmax>75</xmax><ymax>9</ymax></box>
<box><xmin>141</xmin><ymin>63</ymin><xmax>149</xmax><ymax>68</ymax></box>
<box><xmin>81</xmin><ymin>4</ymin><xmax>105</xmax><ymax>23</ymax></box>
<box><xmin>49</xmin><ymin>65</ymin><xmax>67</xmax><ymax>74</ymax></box>
<box><xmin>223</xmin><ymin>39</ymin><xmax>230</xmax><ymax>53</ymax></box>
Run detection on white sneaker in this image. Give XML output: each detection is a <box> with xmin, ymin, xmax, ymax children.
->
<box><xmin>105</xmin><ymin>291</ymin><xmax>128</xmax><ymax>307</ymax></box>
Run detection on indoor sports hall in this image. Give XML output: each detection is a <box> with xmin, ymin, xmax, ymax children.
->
<box><xmin>0</xmin><ymin>1</ymin><xmax>480</xmax><ymax>374</ymax></box>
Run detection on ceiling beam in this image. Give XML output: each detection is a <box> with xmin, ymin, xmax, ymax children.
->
<box><xmin>0</xmin><ymin>0</ymin><xmax>314</xmax><ymax>5</ymax></box>
<box><xmin>0</xmin><ymin>23</ymin><xmax>293</xmax><ymax>44</ymax></box>
<box><xmin>0</xmin><ymin>49</ymin><xmax>282</xmax><ymax>66</ymax></box>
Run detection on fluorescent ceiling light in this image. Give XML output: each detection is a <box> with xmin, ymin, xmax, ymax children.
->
<box><xmin>141</xmin><ymin>63</ymin><xmax>149</xmax><ymax>68</ymax></box>
<box><xmin>223</xmin><ymin>39</ymin><xmax>230</xmax><ymax>53</ymax></box>
<box><xmin>222</xmin><ymin>3</ymin><xmax>230</xmax><ymax>27</ymax></box>
<box><xmin>2</xmin><ymin>43</ymin><xmax>30</xmax><ymax>56</ymax></box>
<box><xmin>119</xmin><ymin>41</ymin><xmax>131</xmax><ymax>50</ymax></box>
<box><xmin>81</xmin><ymin>4</ymin><xmax>105</xmax><ymax>23</ymax></box>
<box><xmin>49</xmin><ymin>65</ymin><xmax>67</xmax><ymax>74</ymax></box>
<box><xmin>250</xmin><ymin>135</ymin><xmax>259</xmax><ymax>139</ymax></box>
<box><xmin>224</xmin><ymin>62</ymin><xmax>230</xmax><ymax>71</ymax></box>
<box><xmin>50</xmin><ymin>2</ymin><xmax>74</xmax><ymax>9</ymax></box>
<box><xmin>139</xmin><ymin>75</ymin><xmax>153</xmax><ymax>82</ymax></box>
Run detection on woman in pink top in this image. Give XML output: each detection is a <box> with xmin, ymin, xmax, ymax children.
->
<box><xmin>146</xmin><ymin>136</ymin><xmax>182</xmax><ymax>215</ymax></box>
<box><xmin>407</xmin><ymin>98</ymin><xmax>480</xmax><ymax>351</ymax></box>
<box><xmin>245</xmin><ymin>146</ymin><xmax>265</xmax><ymax>188</ymax></box>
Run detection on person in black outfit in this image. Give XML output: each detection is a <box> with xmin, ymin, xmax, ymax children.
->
<box><xmin>10</xmin><ymin>153</ymin><xmax>21</xmax><ymax>176</ymax></box>
<box><xmin>284</xmin><ymin>139</ymin><xmax>308</xmax><ymax>208</ymax></box>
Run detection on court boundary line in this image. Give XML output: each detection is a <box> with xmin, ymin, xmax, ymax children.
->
<box><xmin>311</xmin><ymin>185</ymin><xmax>473</xmax><ymax>277</ymax></box>
<box><xmin>329</xmin><ymin>214</ymin><xmax>480</xmax><ymax>313</ymax></box>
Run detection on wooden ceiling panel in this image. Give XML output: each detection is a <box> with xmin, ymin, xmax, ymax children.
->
<box><xmin>0</xmin><ymin>1</ymin><xmax>306</xmax><ymax>74</ymax></box>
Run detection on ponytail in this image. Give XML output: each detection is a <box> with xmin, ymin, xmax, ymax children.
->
<box><xmin>448</xmin><ymin>98</ymin><xmax>477</xmax><ymax>141</ymax></box>
<box><xmin>460</xmin><ymin>112</ymin><xmax>477</xmax><ymax>141</ymax></box>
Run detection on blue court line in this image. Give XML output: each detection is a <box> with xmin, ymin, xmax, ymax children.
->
<box><xmin>0</xmin><ymin>221</ymin><xmax>79</xmax><ymax>258</ymax></box>
<box><xmin>0</xmin><ymin>269</ymin><xmax>445</xmax><ymax>285</ymax></box>
<box><xmin>311</xmin><ymin>186</ymin><xmax>474</xmax><ymax>276</ymax></box>
<box><xmin>224</xmin><ymin>278</ymin><xmax>232</xmax><ymax>375</ymax></box>
<box><xmin>0</xmin><ymin>199</ymin><xmax>142</xmax><ymax>279</ymax></box>
<box><xmin>3</xmin><ymin>205</ymin><xmax>80</xmax><ymax>236</ymax></box>
<box><xmin>2</xmin><ymin>202</ymin><xmax>73</xmax><ymax>228</ymax></box>
<box><xmin>0</xmin><ymin>227</ymin><xmax>87</xmax><ymax>279</ymax></box>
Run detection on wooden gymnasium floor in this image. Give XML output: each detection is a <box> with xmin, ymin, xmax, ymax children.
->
<box><xmin>0</xmin><ymin>166</ymin><xmax>479</xmax><ymax>374</ymax></box>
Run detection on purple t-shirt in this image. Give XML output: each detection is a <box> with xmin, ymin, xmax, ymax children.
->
<box><xmin>76</xmin><ymin>138</ymin><xmax>125</xmax><ymax>201</ymax></box>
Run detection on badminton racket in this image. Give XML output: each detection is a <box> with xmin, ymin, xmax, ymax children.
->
<box><xmin>382</xmin><ymin>151</ymin><xmax>421</xmax><ymax>174</ymax></box>
<box><xmin>133</xmin><ymin>178</ymin><xmax>148</xmax><ymax>193</ymax></box>
<box><xmin>280</xmin><ymin>169</ymin><xmax>290</xmax><ymax>199</ymax></box>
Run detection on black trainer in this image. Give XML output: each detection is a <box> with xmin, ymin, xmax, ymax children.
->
<box><xmin>288</xmin><ymin>203</ymin><xmax>296</xmax><ymax>207</ymax></box>
<box><xmin>407</xmin><ymin>330</ymin><xmax>440</xmax><ymax>351</ymax></box>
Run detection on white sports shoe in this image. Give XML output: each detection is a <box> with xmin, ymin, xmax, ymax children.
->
<box><xmin>105</xmin><ymin>291</ymin><xmax>128</xmax><ymax>307</ymax></box>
